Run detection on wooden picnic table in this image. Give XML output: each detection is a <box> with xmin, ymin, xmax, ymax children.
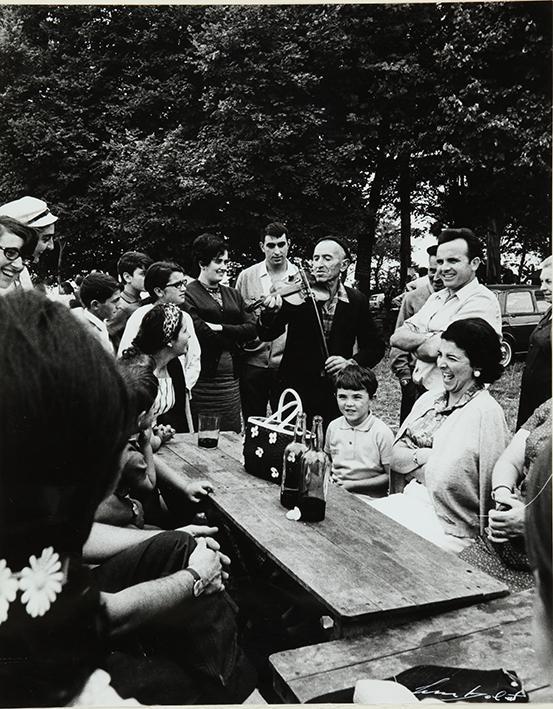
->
<box><xmin>270</xmin><ymin>589</ymin><xmax>552</xmax><ymax>703</ymax></box>
<box><xmin>159</xmin><ymin>431</ymin><xmax>508</xmax><ymax>638</ymax></box>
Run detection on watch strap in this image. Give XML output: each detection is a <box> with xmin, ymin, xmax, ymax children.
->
<box><xmin>185</xmin><ymin>566</ymin><xmax>201</xmax><ymax>583</ymax></box>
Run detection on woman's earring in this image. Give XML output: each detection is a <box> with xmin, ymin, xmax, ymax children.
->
<box><xmin>474</xmin><ymin>370</ymin><xmax>481</xmax><ymax>378</ymax></box>
<box><xmin>167</xmin><ymin>342</ymin><xmax>173</xmax><ymax>348</ymax></box>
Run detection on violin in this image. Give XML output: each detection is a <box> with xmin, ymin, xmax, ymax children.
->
<box><xmin>245</xmin><ymin>267</ymin><xmax>330</xmax><ymax>313</ymax></box>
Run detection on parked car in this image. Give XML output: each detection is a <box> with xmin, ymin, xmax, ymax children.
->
<box><xmin>488</xmin><ymin>284</ymin><xmax>548</xmax><ymax>366</ymax></box>
<box><xmin>368</xmin><ymin>292</ymin><xmax>385</xmax><ymax>309</ymax></box>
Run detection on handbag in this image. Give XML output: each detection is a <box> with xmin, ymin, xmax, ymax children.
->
<box><xmin>243</xmin><ymin>388</ymin><xmax>305</xmax><ymax>484</ymax></box>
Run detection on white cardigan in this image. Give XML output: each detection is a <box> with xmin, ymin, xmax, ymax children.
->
<box><xmin>395</xmin><ymin>388</ymin><xmax>510</xmax><ymax>538</ymax></box>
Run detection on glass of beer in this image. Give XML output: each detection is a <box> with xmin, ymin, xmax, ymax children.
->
<box><xmin>198</xmin><ymin>413</ymin><xmax>221</xmax><ymax>448</ymax></box>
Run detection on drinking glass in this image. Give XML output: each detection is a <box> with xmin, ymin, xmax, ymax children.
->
<box><xmin>198</xmin><ymin>413</ymin><xmax>221</xmax><ymax>448</ymax></box>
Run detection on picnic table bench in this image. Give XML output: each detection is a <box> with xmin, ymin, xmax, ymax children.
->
<box><xmin>270</xmin><ymin>588</ymin><xmax>552</xmax><ymax>703</ymax></box>
<box><xmin>160</xmin><ymin>432</ymin><xmax>508</xmax><ymax>638</ymax></box>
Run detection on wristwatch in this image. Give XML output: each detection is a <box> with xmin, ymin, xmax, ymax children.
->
<box><xmin>184</xmin><ymin>567</ymin><xmax>206</xmax><ymax>597</ymax></box>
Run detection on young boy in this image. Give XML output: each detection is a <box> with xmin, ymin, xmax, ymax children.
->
<box><xmin>108</xmin><ymin>250</ymin><xmax>153</xmax><ymax>349</ymax></box>
<box><xmin>324</xmin><ymin>364</ymin><xmax>394</xmax><ymax>497</ymax></box>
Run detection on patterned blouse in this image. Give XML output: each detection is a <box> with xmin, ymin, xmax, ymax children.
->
<box><xmin>401</xmin><ymin>386</ymin><xmax>483</xmax><ymax>450</ymax></box>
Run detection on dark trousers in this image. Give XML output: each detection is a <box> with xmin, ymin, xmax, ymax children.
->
<box><xmin>282</xmin><ymin>371</ymin><xmax>340</xmax><ymax>432</ymax></box>
<box><xmin>240</xmin><ymin>363</ymin><xmax>284</xmax><ymax>421</ymax></box>
<box><xmin>399</xmin><ymin>380</ymin><xmax>427</xmax><ymax>424</ymax></box>
<box><xmin>91</xmin><ymin>532</ymin><xmax>256</xmax><ymax>705</ymax></box>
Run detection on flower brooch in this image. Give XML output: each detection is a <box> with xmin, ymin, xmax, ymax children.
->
<box><xmin>0</xmin><ymin>547</ymin><xmax>66</xmax><ymax>625</ymax></box>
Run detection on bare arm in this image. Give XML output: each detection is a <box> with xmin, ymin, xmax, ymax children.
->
<box><xmin>390</xmin><ymin>439</ymin><xmax>432</xmax><ymax>476</ymax></box>
<box><xmin>338</xmin><ymin>469</ymin><xmax>389</xmax><ymax>494</ymax></box>
<box><xmin>101</xmin><ymin>538</ymin><xmax>228</xmax><ymax>636</ymax></box>
<box><xmin>490</xmin><ymin>428</ymin><xmax>528</xmax><ymax>500</ymax></box>
<box><xmin>84</xmin><ymin>522</ymin><xmax>160</xmax><ymax>563</ymax></box>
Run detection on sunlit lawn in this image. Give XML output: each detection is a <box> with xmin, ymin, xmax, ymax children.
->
<box><xmin>371</xmin><ymin>349</ymin><xmax>523</xmax><ymax>435</ymax></box>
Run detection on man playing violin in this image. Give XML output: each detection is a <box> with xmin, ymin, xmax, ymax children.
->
<box><xmin>235</xmin><ymin>222</ymin><xmax>298</xmax><ymax>420</ymax></box>
<box><xmin>258</xmin><ymin>236</ymin><xmax>384</xmax><ymax>429</ymax></box>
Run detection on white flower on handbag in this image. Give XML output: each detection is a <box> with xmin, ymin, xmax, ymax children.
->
<box><xmin>0</xmin><ymin>560</ymin><xmax>18</xmax><ymax>624</ymax></box>
<box><xmin>19</xmin><ymin>547</ymin><xmax>64</xmax><ymax>618</ymax></box>
<box><xmin>270</xmin><ymin>467</ymin><xmax>279</xmax><ymax>479</ymax></box>
<box><xmin>268</xmin><ymin>432</ymin><xmax>277</xmax><ymax>444</ymax></box>
<box><xmin>255</xmin><ymin>446</ymin><xmax>264</xmax><ymax>458</ymax></box>
<box><xmin>287</xmin><ymin>451</ymin><xmax>296</xmax><ymax>463</ymax></box>
<box><xmin>251</xmin><ymin>426</ymin><xmax>259</xmax><ymax>438</ymax></box>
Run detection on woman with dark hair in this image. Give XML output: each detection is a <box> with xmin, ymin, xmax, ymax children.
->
<box><xmin>185</xmin><ymin>233</ymin><xmax>257</xmax><ymax>432</ymax></box>
<box><xmin>118</xmin><ymin>260</ymin><xmax>200</xmax><ymax>431</ymax></box>
<box><xmin>121</xmin><ymin>302</ymin><xmax>191</xmax><ymax>430</ymax></box>
<box><xmin>0</xmin><ymin>290</ymin><xmax>135</xmax><ymax>706</ymax></box>
<box><xmin>371</xmin><ymin>317</ymin><xmax>509</xmax><ymax>553</ymax></box>
<box><xmin>0</xmin><ymin>291</ymin><xmax>257</xmax><ymax>706</ymax></box>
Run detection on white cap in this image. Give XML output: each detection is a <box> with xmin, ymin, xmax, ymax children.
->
<box><xmin>0</xmin><ymin>196</ymin><xmax>58</xmax><ymax>228</ymax></box>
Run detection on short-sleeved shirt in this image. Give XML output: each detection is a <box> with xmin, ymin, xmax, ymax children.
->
<box><xmin>324</xmin><ymin>413</ymin><xmax>394</xmax><ymax>482</ymax></box>
<box><xmin>404</xmin><ymin>278</ymin><xmax>501</xmax><ymax>390</ymax></box>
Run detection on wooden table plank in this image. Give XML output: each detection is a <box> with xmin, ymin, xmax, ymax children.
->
<box><xmin>160</xmin><ymin>432</ymin><xmax>508</xmax><ymax>633</ymax></box>
<box><xmin>270</xmin><ymin>591</ymin><xmax>544</xmax><ymax>703</ymax></box>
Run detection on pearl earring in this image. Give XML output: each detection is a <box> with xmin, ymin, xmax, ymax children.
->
<box><xmin>474</xmin><ymin>370</ymin><xmax>481</xmax><ymax>378</ymax></box>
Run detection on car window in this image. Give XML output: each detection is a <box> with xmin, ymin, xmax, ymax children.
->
<box><xmin>506</xmin><ymin>291</ymin><xmax>534</xmax><ymax>314</ymax></box>
<box><xmin>536</xmin><ymin>292</ymin><xmax>549</xmax><ymax>313</ymax></box>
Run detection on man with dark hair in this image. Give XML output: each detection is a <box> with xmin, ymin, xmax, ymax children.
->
<box><xmin>108</xmin><ymin>250</ymin><xmax>153</xmax><ymax>349</ymax></box>
<box><xmin>390</xmin><ymin>228</ymin><xmax>501</xmax><ymax>392</ymax></box>
<box><xmin>390</xmin><ymin>245</ymin><xmax>445</xmax><ymax>422</ymax></box>
<box><xmin>235</xmin><ymin>221</ymin><xmax>298</xmax><ymax>419</ymax></box>
<box><xmin>259</xmin><ymin>236</ymin><xmax>384</xmax><ymax>428</ymax></box>
<box><xmin>73</xmin><ymin>272</ymin><xmax>121</xmax><ymax>354</ymax></box>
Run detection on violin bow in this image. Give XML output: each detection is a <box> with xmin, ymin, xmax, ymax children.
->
<box><xmin>298</xmin><ymin>266</ymin><xmax>330</xmax><ymax>362</ymax></box>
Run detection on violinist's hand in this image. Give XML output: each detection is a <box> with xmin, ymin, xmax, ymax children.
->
<box><xmin>325</xmin><ymin>356</ymin><xmax>353</xmax><ymax>376</ymax></box>
<box><xmin>262</xmin><ymin>293</ymin><xmax>283</xmax><ymax>312</ymax></box>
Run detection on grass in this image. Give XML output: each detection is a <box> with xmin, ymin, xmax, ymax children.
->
<box><xmin>370</xmin><ymin>349</ymin><xmax>523</xmax><ymax>435</ymax></box>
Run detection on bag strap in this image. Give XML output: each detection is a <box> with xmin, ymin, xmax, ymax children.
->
<box><xmin>264</xmin><ymin>388</ymin><xmax>303</xmax><ymax>429</ymax></box>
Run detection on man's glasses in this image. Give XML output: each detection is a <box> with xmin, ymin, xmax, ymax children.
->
<box><xmin>165</xmin><ymin>280</ymin><xmax>188</xmax><ymax>290</ymax></box>
<box><xmin>0</xmin><ymin>245</ymin><xmax>28</xmax><ymax>263</ymax></box>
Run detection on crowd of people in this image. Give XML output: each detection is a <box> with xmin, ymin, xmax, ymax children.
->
<box><xmin>0</xmin><ymin>194</ymin><xmax>551</xmax><ymax>705</ymax></box>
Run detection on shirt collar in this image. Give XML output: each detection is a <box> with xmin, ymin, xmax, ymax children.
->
<box><xmin>338</xmin><ymin>412</ymin><xmax>374</xmax><ymax>431</ymax></box>
<box><xmin>85</xmin><ymin>309</ymin><xmax>107</xmax><ymax>331</ymax></box>
<box><xmin>435</xmin><ymin>277</ymin><xmax>480</xmax><ymax>304</ymax></box>
<box><xmin>337</xmin><ymin>281</ymin><xmax>349</xmax><ymax>303</ymax></box>
<box><xmin>259</xmin><ymin>260</ymin><xmax>297</xmax><ymax>279</ymax></box>
<box><xmin>433</xmin><ymin>384</ymin><xmax>482</xmax><ymax>413</ymax></box>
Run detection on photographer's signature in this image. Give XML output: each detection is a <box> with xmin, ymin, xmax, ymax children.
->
<box><xmin>413</xmin><ymin>676</ymin><xmax>526</xmax><ymax>702</ymax></box>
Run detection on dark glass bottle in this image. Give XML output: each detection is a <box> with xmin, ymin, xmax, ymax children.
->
<box><xmin>280</xmin><ymin>412</ymin><xmax>308</xmax><ymax>509</ymax></box>
<box><xmin>299</xmin><ymin>415</ymin><xmax>330</xmax><ymax>522</ymax></box>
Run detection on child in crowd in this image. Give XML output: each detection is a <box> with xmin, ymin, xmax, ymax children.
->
<box><xmin>95</xmin><ymin>354</ymin><xmax>214</xmax><ymax>529</ymax></box>
<box><xmin>325</xmin><ymin>364</ymin><xmax>394</xmax><ymax>498</ymax></box>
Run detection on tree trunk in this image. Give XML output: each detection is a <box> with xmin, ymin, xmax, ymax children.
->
<box><xmin>398</xmin><ymin>153</ymin><xmax>412</xmax><ymax>290</ymax></box>
<box><xmin>517</xmin><ymin>241</ymin><xmax>527</xmax><ymax>282</ymax></box>
<box><xmin>486</xmin><ymin>217</ymin><xmax>503</xmax><ymax>283</ymax></box>
<box><xmin>356</xmin><ymin>153</ymin><xmax>386</xmax><ymax>296</ymax></box>
<box><xmin>57</xmin><ymin>237</ymin><xmax>66</xmax><ymax>285</ymax></box>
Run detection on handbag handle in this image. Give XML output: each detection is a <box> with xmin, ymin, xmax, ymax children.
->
<box><xmin>264</xmin><ymin>388</ymin><xmax>303</xmax><ymax>430</ymax></box>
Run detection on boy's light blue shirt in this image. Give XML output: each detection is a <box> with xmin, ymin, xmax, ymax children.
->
<box><xmin>324</xmin><ymin>412</ymin><xmax>394</xmax><ymax>482</ymax></box>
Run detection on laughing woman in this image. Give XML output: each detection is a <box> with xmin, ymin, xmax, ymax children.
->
<box><xmin>371</xmin><ymin>318</ymin><xmax>509</xmax><ymax>553</ymax></box>
<box><xmin>184</xmin><ymin>234</ymin><xmax>257</xmax><ymax>432</ymax></box>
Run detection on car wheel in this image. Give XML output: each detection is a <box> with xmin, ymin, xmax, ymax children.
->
<box><xmin>500</xmin><ymin>338</ymin><xmax>513</xmax><ymax>367</ymax></box>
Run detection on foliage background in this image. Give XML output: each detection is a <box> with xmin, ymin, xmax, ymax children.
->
<box><xmin>0</xmin><ymin>3</ymin><xmax>550</xmax><ymax>287</ymax></box>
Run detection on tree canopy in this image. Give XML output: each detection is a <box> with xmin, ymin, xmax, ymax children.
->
<box><xmin>0</xmin><ymin>3</ymin><xmax>550</xmax><ymax>286</ymax></box>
